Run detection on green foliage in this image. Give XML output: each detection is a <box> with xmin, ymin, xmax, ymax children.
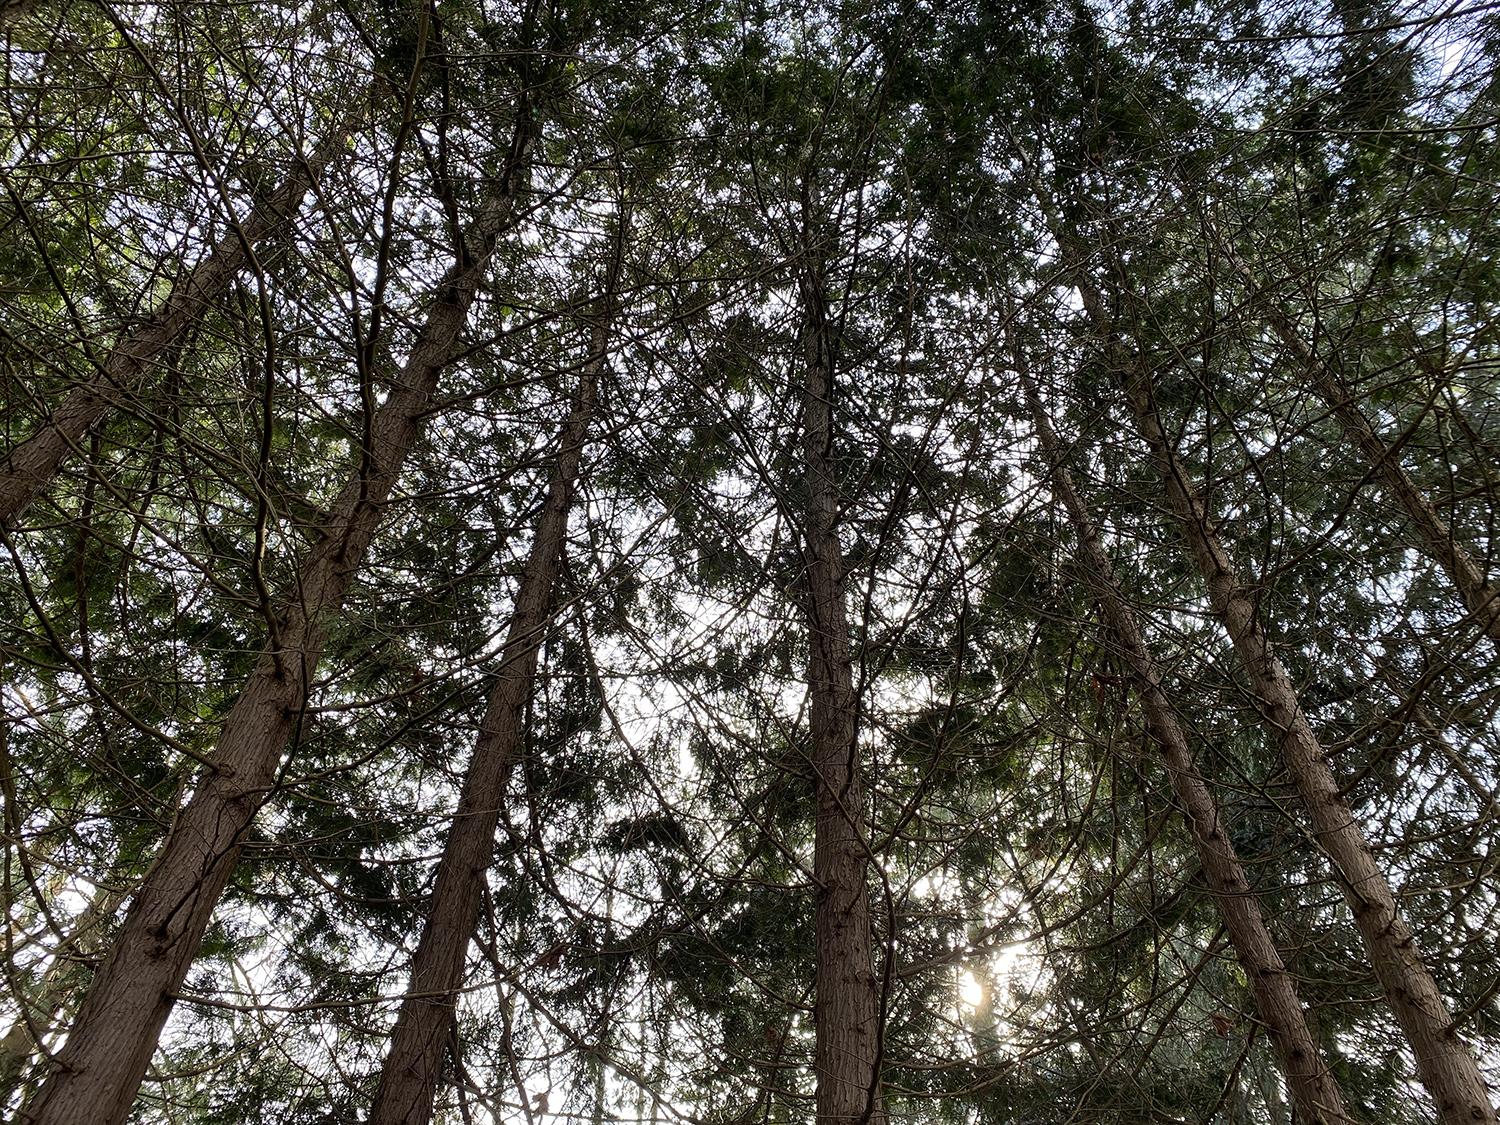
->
<box><xmin>1</xmin><ymin>0</ymin><xmax>1498</xmax><ymax>1122</ymax></box>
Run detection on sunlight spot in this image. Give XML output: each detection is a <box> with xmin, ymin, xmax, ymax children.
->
<box><xmin>959</xmin><ymin>971</ymin><xmax>983</xmax><ymax>1007</ymax></box>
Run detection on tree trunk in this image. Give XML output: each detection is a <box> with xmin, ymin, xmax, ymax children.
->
<box><xmin>1223</xmin><ymin>243</ymin><xmax>1500</xmax><ymax>645</ymax></box>
<box><xmin>367</xmin><ymin>317</ymin><xmax>606</xmax><ymax>1125</ymax></box>
<box><xmin>1073</xmin><ymin>270</ymin><xmax>1499</xmax><ymax>1125</ymax></box>
<box><xmin>800</xmin><ymin>264</ymin><xmax>885</xmax><ymax>1125</ymax></box>
<box><xmin>1014</xmin><ymin>346</ymin><xmax>1351</xmax><ymax>1125</ymax></box>
<box><xmin>0</xmin><ymin>113</ymin><xmax>354</xmax><ymax>529</ymax></box>
<box><xmin>16</xmin><ymin>116</ymin><xmax>538</xmax><ymax>1125</ymax></box>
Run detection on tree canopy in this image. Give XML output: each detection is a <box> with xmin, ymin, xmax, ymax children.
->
<box><xmin>1</xmin><ymin>0</ymin><xmax>1498</xmax><ymax>1122</ymax></box>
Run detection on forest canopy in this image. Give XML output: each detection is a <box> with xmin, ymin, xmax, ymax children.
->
<box><xmin>1</xmin><ymin>0</ymin><xmax>1499</xmax><ymax>1122</ymax></box>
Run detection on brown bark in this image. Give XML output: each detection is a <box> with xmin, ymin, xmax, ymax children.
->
<box><xmin>1223</xmin><ymin>246</ymin><xmax>1500</xmax><ymax>645</ymax></box>
<box><xmin>0</xmin><ymin>116</ymin><xmax>354</xmax><ymax>529</ymax></box>
<box><xmin>800</xmin><ymin>265</ymin><xmax>885</xmax><ymax>1125</ymax></box>
<box><xmin>16</xmin><ymin>118</ymin><xmax>537</xmax><ymax>1125</ymax></box>
<box><xmin>1070</xmin><ymin>270</ymin><xmax>1498</xmax><ymax>1124</ymax></box>
<box><xmin>1014</xmin><ymin>349</ymin><xmax>1350</xmax><ymax>1125</ymax></box>
<box><xmin>366</xmin><ymin>319</ymin><xmax>605</xmax><ymax>1125</ymax></box>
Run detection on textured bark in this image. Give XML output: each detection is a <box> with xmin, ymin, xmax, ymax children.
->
<box><xmin>1015</xmin><ymin>352</ymin><xmax>1350</xmax><ymax>1125</ymax></box>
<box><xmin>0</xmin><ymin>117</ymin><xmax>353</xmax><ymax>529</ymax></box>
<box><xmin>366</xmin><ymin>322</ymin><xmax>604</xmax><ymax>1125</ymax></box>
<box><xmin>800</xmin><ymin>266</ymin><xmax>885</xmax><ymax>1125</ymax></box>
<box><xmin>1075</xmin><ymin>272</ymin><xmax>1498</xmax><ymax>1124</ymax></box>
<box><xmin>1225</xmin><ymin>246</ymin><xmax>1500</xmax><ymax>645</ymax></box>
<box><xmin>17</xmin><ymin>122</ymin><xmax>536</xmax><ymax>1125</ymax></box>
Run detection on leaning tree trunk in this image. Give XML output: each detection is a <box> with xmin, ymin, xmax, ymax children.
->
<box><xmin>1221</xmin><ymin>242</ymin><xmax>1500</xmax><ymax>645</ymax></box>
<box><xmin>367</xmin><ymin>314</ymin><xmax>607</xmax><ymax>1125</ymax></box>
<box><xmin>1014</xmin><ymin>345</ymin><xmax>1351</xmax><ymax>1125</ymax></box>
<box><xmin>16</xmin><ymin>114</ymin><xmax>538</xmax><ymax>1125</ymax></box>
<box><xmin>799</xmin><ymin>262</ymin><xmax>885</xmax><ymax>1125</ymax></box>
<box><xmin>1065</xmin><ymin>260</ymin><xmax>1499</xmax><ymax>1125</ymax></box>
<box><xmin>0</xmin><ymin>112</ymin><xmax>354</xmax><ymax>529</ymax></box>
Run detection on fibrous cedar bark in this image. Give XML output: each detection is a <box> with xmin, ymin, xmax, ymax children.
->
<box><xmin>0</xmin><ymin>115</ymin><xmax>352</xmax><ymax>529</ymax></box>
<box><xmin>1222</xmin><ymin>242</ymin><xmax>1500</xmax><ymax>645</ymax></box>
<box><xmin>799</xmin><ymin>261</ymin><xmax>885</xmax><ymax>1125</ymax></box>
<box><xmin>367</xmin><ymin>312</ymin><xmax>607</xmax><ymax>1125</ymax></box>
<box><xmin>1014</xmin><ymin>343</ymin><xmax>1351</xmax><ymax>1125</ymax></box>
<box><xmin>1067</xmin><ymin>263</ymin><xmax>1499</xmax><ymax>1125</ymax></box>
<box><xmin>17</xmin><ymin>114</ymin><xmax>538</xmax><ymax>1125</ymax></box>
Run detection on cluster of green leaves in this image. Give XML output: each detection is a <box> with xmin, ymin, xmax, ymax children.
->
<box><xmin>1</xmin><ymin>0</ymin><xmax>1498</xmax><ymax>1122</ymax></box>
